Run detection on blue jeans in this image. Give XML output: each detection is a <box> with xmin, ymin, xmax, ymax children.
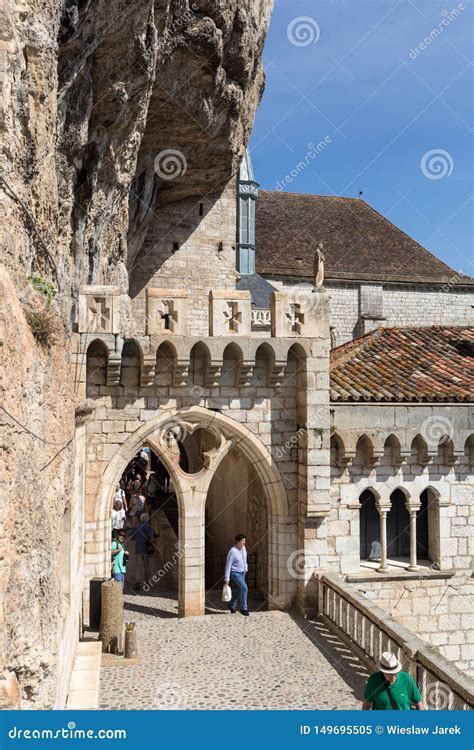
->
<box><xmin>113</xmin><ymin>572</ymin><xmax>125</xmax><ymax>589</ymax></box>
<box><xmin>230</xmin><ymin>571</ymin><xmax>248</xmax><ymax>611</ymax></box>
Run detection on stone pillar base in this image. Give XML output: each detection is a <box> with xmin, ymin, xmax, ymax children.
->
<box><xmin>178</xmin><ymin>591</ymin><xmax>204</xmax><ymax>618</ymax></box>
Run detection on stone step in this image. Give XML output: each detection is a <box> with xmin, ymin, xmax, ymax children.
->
<box><xmin>66</xmin><ymin>640</ymin><xmax>102</xmax><ymax>709</ymax></box>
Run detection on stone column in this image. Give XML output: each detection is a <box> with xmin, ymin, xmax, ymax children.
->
<box><xmin>406</xmin><ymin>500</ymin><xmax>421</xmax><ymax>572</ymax></box>
<box><xmin>376</xmin><ymin>499</ymin><xmax>391</xmax><ymax>573</ymax></box>
<box><xmin>294</xmin><ymin>294</ymin><xmax>331</xmax><ymax>616</ymax></box>
<box><xmin>178</xmin><ymin>490</ymin><xmax>206</xmax><ymax>618</ymax></box>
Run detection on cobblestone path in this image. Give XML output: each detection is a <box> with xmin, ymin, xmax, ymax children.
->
<box><xmin>98</xmin><ymin>591</ymin><xmax>368</xmax><ymax>710</ymax></box>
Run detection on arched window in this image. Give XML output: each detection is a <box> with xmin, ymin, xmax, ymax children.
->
<box><xmin>251</xmin><ymin>343</ymin><xmax>274</xmax><ymax>388</ymax></box>
<box><xmin>387</xmin><ymin>489</ymin><xmax>410</xmax><ymax>558</ymax></box>
<box><xmin>354</xmin><ymin>434</ymin><xmax>374</xmax><ymax>471</ymax></box>
<box><xmin>120</xmin><ymin>340</ymin><xmax>141</xmax><ymax>387</ymax></box>
<box><xmin>189</xmin><ymin>342</ymin><xmax>210</xmax><ymax>392</ymax></box>
<box><xmin>220</xmin><ymin>343</ymin><xmax>242</xmax><ymax>387</ymax></box>
<box><xmin>330</xmin><ymin>433</ymin><xmax>345</xmax><ymax>469</ymax></box>
<box><xmin>360</xmin><ymin>490</ymin><xmax>380</xmax><ymax>560</ymax></box>
<box><xmin>156</xmin><ymin>342</ymin><xmax>176</xmax><ymax>388</ymax></box>
<box><xmin>417</xmin><ymin>489</ymin><xmax>430</xmax><ymax>560</ymax></box>
<box><xmin>86</xmin><ymin>339</ymin><xmax>107</xmax><ymax>396</ymax></box>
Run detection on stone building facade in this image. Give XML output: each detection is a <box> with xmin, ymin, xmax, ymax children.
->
<box><xmin>253</xmin><ymin>189</ymin><xmax>474</xmax><ymax>346</ymax></box>
<box><xmin>71</xmin><ymin>162</ymin><xmax>474</xmax><ymax>686</ymax></box>
<box><xmin>76</xmin><ymin>279</ymin><xmax>331</xmax><ymax>620</ymax></box>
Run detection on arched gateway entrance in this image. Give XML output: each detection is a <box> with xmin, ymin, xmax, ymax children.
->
<box><xmin>90</xmin><ymin>407</ymin><xmax>290</xmax><ymax>617</ymax></box>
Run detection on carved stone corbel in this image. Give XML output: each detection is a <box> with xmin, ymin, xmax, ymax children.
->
<box><xmin>174</xmin><ymin>358</ymin><xmax>190</xmax><ymax>387</ymax></box>
<box><xmin>140</xmin><ymin>355</ymin><xmax>156</xmax><ymax>387</ymax></box>
<box><xmin>205</xmin><ymin>360</ymin><xmax>223</xmax><ymax>388</ymax></box>
<box><xmin>107</xmin><ymin>353</ymin><xmax>122</xmax><ymax>386</ymax></box>
<box><xmin>269</xmin><ymin>358</ymin><xmax>287</xmax><ymax>388</ymax></box>
<box><xmin>238</xmin><ymin>360</ymin><xmax>254</xmax><ymax>387</ymax></box>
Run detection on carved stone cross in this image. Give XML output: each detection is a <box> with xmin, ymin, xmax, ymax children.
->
<box><xmin>223</xmin><ymin>301</ymin><xmax>242</xmax><ymax>333</ymax></box>
<box><xmin>88</xmin><ymin>296</ymin><xmax>111</xmax><ymax>332</ymax></box>
<box><xmin>286</xmin><ymin>304</ymin><xmax>304</xmax><ymax>334</ymax></box>
<box><xmin>157</xmin><ymin>300</ymin><xmax>178</xmax><ymax>332</ymax></box>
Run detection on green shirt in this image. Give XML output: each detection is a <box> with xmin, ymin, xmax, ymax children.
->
<box><xmin>364</xmin><ymin>671</ymin><xmax>422</xmax><ymax>710</ymax></box>
<box><xmin>112</xmin><ymin>540</ymin><xmax>126</xmax><ymax>574</ymax></box>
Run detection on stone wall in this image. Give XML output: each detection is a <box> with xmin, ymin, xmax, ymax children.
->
<box><xmin>269</xmin><ymin>279</ymin><xmax>474</xmax><ymax>345</ymax></box>
<box><xmin>130</xmin><ymin>180</ymin><xmax>238</xmax><ymax>337</ymax></box>
<box><xmin>330</xmin><ymin>403</ymin><xmax>473</xmax><ymax>572</ymax></box>
<box><xmin>357</xmin><ymin>575</ymin><xmax>474</xmax><ymax>676</ymax></box>
<box><xmin>330</xmin><ymin>402</ymin><xmax>474</xmax><ymax>675</ymax></box>
<box><xmin>76</xmin><ymin>296</ymin><xmax>330</xmax><ymax>616</ymax></box>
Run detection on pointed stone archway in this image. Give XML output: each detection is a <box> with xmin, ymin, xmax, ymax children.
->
<box><xmin>90</xmin><ymin>406</ymin><xmax>290</xmax><ymax>617</ymax></box>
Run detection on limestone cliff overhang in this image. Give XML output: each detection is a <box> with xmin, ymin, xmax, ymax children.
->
<box><xmin>330</xmin><ymin>326</ymin><xmax>474</xmax><ymax>403</ymax></box>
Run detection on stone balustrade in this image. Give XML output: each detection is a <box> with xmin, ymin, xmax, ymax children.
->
<box><xmin>76</xmin><ymin>285</ymin><xmax>328</xmax><ymax>340</ymax></box>
<box><xmin>251</xmin><ymin>308</ymin><xmax>271</xmax><ymax>329</ymax></box>
<box><xmin>317</xmin><ymin>572</ymin><xmax>474</xmax><ymax>710</ymax></box>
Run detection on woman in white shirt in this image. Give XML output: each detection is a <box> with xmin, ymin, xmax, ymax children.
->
<box><xmin>111</xmin><ymin>500</ymin><xmax>126</xmax><ymax>538</ymax></box>
<box><xmin>113</xmin><ymin>484</ymin><xmax>128</xmax><ymax>512</ymax></box>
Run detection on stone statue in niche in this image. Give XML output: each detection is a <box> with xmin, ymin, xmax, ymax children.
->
<box><xmin>314</xmin><ymin>241</ymin><xmax>325</xmax><ymax>288</ymax></box>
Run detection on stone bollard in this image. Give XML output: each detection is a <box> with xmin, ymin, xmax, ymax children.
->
<box><xmin>124</xmin><ymin>622</ymin><xmax>138</xmax><ymax>659</ymax></box>
<box><xmin>99</xmin><ymin>579</ymin><xmax>123</xmax><ymax>654</ymax></box>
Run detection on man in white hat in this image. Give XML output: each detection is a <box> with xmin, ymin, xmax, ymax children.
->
<box><xmin>362</xmin><ymin>651</ymin><xmax>424</xmax><ymax>710</ymax></box>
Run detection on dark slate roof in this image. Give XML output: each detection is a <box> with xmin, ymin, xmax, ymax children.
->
<box><xmin>255</xmin><ymin>191</ymin><xmax>474</xmax><ymax>286</ymax></box>
<box><xmin>237</xmin><ymin>273</ymin><xmax>276</xmax><ymax>309</ymax></box>
<box><xmin>330</xmin><ymin>326</ymin><xmax>474</xmax><ymax>402</ymax></box>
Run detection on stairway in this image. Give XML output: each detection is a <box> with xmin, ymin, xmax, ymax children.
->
<box><xmin>152</xmin><ymin>491</ymin><xmax>178</xmax><ymax>535</ymax></box>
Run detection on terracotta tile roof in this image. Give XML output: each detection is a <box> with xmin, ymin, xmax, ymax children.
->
<box><xmin>255</xmin><ymin>191</ymin><xmax>474</xmax><ymax>286</ymax></box>
<box><xmin>330</xmin><ymin>327</ymin><xmax>474</xmax><ymax>402</ymax></box>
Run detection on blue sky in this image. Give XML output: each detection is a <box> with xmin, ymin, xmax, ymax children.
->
<box><xmin>250</xmin><ymin>0</ymin><xmax>473</xmax><ymax>275</ymax></box>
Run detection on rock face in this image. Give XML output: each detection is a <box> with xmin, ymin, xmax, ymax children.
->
<box><xmin>0</xmin><ymin>0</ymin><xmax>273</xmax><ymax>706</ymax></box>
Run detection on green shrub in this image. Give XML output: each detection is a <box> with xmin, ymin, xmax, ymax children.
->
<box><xmin>28</xmin><ymin>275</ymin><xmax>57</xmax><ymax>307</ymax></box>
<box><xmin>25</xmin><ymin>308</ymin><xmax>56</xmax><ymax>346</ymax></box>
